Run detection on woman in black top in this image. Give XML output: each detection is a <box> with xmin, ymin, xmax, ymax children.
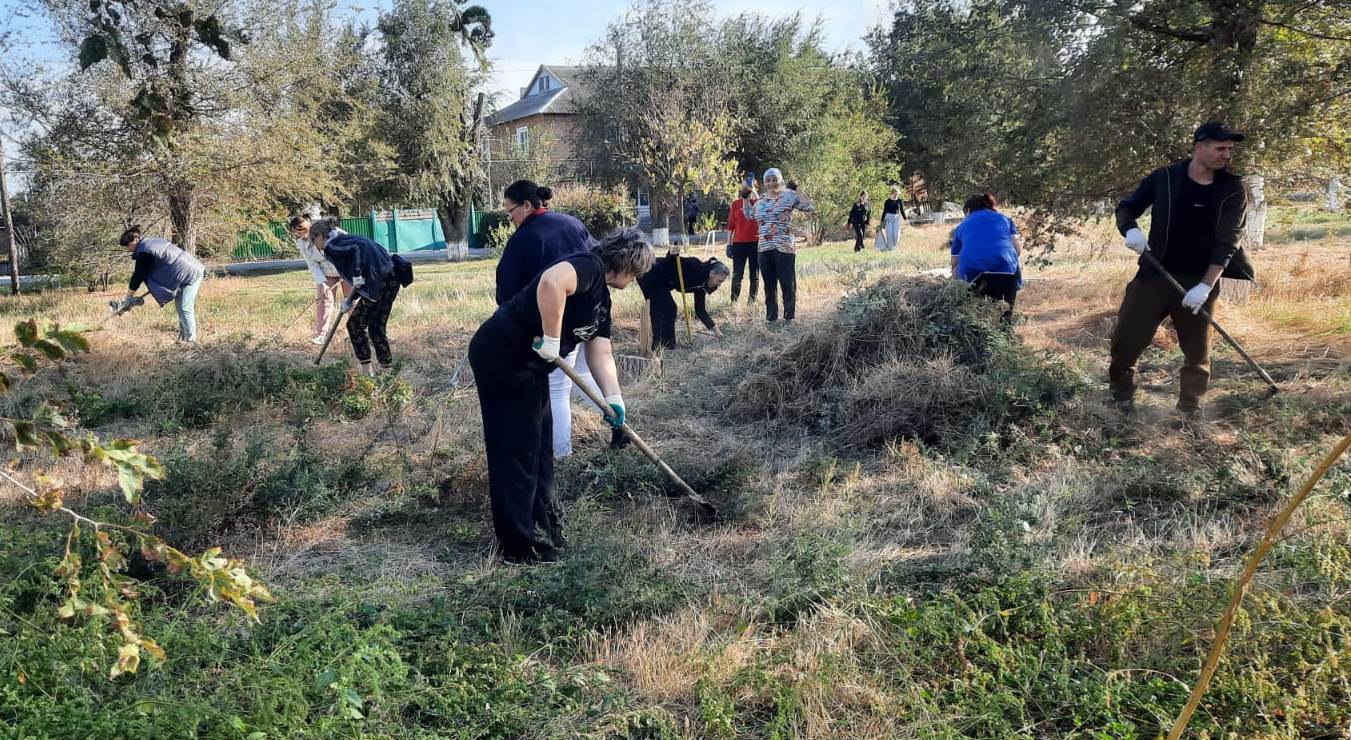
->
<box><xmin>847</xmin><ymin>191</ymin><xmax>871</xmax><ymax>252</ymax></box>
<box><xmin>638</xmin><ymin>248</ymin><xmax>730</xmax><ymax>351</ymax></box>
<box><xmin>876</xmin><ymin>186</ymin><xmax>908</xmax><ymax>251</ymax></box>
<box><xmin>468</xmin><ymin>228</ymin><xmax>655</xmax><ymax>565</ymax></box>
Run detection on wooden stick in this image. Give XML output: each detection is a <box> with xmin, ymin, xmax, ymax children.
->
<box><xmin>673</xmin><ymin>250</ymin><xmax>693</xmax><ymax>341</ymax></box>
<box><xmin>313</xmin><ymin>296</ymin><xmax>359</xmax><ymax>365</ymax></box>
<box><xmin>552</xmin><ymin>357</ymin><xmax>715</xmax><ymax>514</ymax></box>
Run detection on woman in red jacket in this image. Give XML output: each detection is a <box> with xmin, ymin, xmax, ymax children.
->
<box><xmin>725</xmin><ymin>185</ymin><xmax>759</xmax><ymax>304</ymax></box>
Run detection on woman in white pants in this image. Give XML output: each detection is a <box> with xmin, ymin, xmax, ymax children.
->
<box><xmin>549</xmin><ymin>346</ymin><xmax>603</xmax><ymax>457</ymax></box>
<box><xmin>875</xmin><ymin>186</ymin><xmax>907</xmax><ymax>251</ymax></box>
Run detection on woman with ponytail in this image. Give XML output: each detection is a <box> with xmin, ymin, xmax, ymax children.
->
<box><xmin>494</xmin><ymin>179</ymin><xmax>603</xmax><ymax>458</ymax></box>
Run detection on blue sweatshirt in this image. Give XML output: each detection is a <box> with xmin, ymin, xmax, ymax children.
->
<box><xmin>950</xmin><ymin>209</ymin><xmax>1021</xmax><ymax>286</ymax></box>
<box><xmin>324</xmin><ymin>234</ymin><xmax>394</xmax><ymax>301</ymax></box>
<box><xmin>495</xmin><ymin>210</ymin><xmax>593</xmax><ymax>305</ymax></box>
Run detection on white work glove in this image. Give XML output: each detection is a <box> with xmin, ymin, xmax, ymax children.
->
<box><xmin>603</xmin><ymin>394</ymin><xmax>625</xmax><ymax>430</ymax></box>
<box><xmin>532</xmin><ymin>335</ymin><xmax>561</xmax><ymax>361</ymax></box>
<box><xmin>352</xmin><ymin>275</ymin><xmax>365</xmax><ymax>288</ymax></box>
<box><xmin>1124</xmin><ymin>228</ymin><xmax>1149</xmax><ymax>254</ymax></box>
<box><xmin>1181</xmin><ymin>283</ymin><xmax>1213</xmax><ymax>314</ymax></box>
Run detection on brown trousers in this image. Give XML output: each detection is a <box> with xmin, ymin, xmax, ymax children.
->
<box><xmin>1108</xmin><ymin>273</ymin><xmax>1218</xmax><ymax>411</ymax></box>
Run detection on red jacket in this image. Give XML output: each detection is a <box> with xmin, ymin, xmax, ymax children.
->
<box><xmin>727</xmin><ymin>197</ymin><xmax>759</xmax><ymax>243</ymax></box>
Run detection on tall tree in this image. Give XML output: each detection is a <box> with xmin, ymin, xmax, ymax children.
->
<box><xmin>365</xmin><ymin>0</ymin><xmax>492</xmax><ymax>259</ymax></box>
<box><xmin>576</xmin><ymin>0</ymin><xmax>735</xmax><ymax>230</ymax></box>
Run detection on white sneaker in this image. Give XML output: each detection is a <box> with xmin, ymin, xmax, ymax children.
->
<box><xmin>310</xmin><ymin>335</ymin><xmax>326</xmax><ymax>345</ymax></box>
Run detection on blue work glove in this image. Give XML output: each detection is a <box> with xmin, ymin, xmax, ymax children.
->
<box><xmin>604</xmin><ymin>394</ymin><xmax>625</xmax><ymax>429</ymax></box>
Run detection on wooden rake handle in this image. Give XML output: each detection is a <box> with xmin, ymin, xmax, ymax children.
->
<box><xmin>552</xmin><ymin>356</ymin><xmax>715</xmax><ymax>514</ymax></box>
<box><xmin>313</xmin><ymin>296</ymin><xmax>360</xmax><ymax>365</ymax></box>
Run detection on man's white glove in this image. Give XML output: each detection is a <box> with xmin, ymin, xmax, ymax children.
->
<box><xmin>1181</xmin><ymin>283</ymin><xmax>1213</xmax><ymax>314</ymax></box>
<box><xmin>352</xmin><ymin>276</ymin><xmax>365</xmax><ymax>288</ymax></box>
<box><xmin>1124</xmin><ymin>228</ymin><xmax>1149</xmax><ymax>254</ymax></box>
<box><xmin>532</xmin><ymin>335</ymin><xmax>561</xmax><ymax>361</ymax></box>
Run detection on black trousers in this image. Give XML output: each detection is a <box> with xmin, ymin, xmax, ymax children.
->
<box><xmin>468</xmin><ymin>315</ymin><xmax>562</xmax><ymax>559</ymax></box>
<box><xmin>646</xmin><ymin>289</ymin><xmax>679</xmax><ymax>350</ymax></box>
<box><xmin>852</xmin><ymin>224</ymin><xmax>866</xmax><ymax>251</ymax></box>
<box><xmin>759</xmin><ymin>250</ymin><xmax>797</xmax><ymax>322</ymax></box>
<box><xmin>972</xmin><ymin>273</ymin><xmax>1018</xmax><ymax>323</ymax></box>
<box><xmin>348</xmin><ymin>278</ymin><xmax>399</xmax><ymax>366</ymax></box>
<box><xmin>729</xmin><ymin>242</ymin><xmax>759</xmax><ymax>303</ymax></box>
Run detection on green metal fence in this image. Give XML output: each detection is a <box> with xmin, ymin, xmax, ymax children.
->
<box><xmin>233</xmin><ymin>207</ymin><xmax>467</xmax><ymax>261</ymax></box>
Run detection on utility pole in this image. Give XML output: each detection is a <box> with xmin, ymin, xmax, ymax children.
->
<box><xmin>0</xmin><ymin>140</ymin><xmax>19</xmax><ymax>296</ymax></box>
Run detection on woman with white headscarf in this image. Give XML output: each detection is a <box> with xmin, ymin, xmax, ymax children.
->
<box><xmin>745</xmin><ymin>168</ymin><xmax>813</xmax><ymax>323</ymax></box>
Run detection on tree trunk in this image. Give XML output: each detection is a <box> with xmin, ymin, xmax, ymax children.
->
<box><xmin>1223</xmin><ymin>173</ymin><xmax>1265</xmax><ymax>305</ymax></box>
<box><xmin>167</xmin><ymin>184</ymin><xmax>197</xmax><ymax>254</ymax></box>
<box><xmin>0</xmin><ymin>141</ymin><xmax>20</xmax><ymax>296</ymax></box>
<box><xmin>1328</xmin><ymin>176</ymin><xmax>1342</xmax><ymax>211</ymax></box>
<box><xmin>437</xmin><ymin>199</ymin><xmax>469</xmax><ymax>260</ymax></box>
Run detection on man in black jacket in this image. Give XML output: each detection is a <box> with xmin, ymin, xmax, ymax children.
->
<box><xmin>1109</xmin><ymin>121</ymin><xmax>1254</xmax><ymax>418</ymax></box>
<box><xmin>847</xmin><ymin>192</ymin><xmax>871</xmax><ymax>252</ymax></box>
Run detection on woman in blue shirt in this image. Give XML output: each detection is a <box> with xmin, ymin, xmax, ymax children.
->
<box><xmin>949</xmin><ymin>193</ymin><xmax>1022</xmax><ymax>322</ymax></box>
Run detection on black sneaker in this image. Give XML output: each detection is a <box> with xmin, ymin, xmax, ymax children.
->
<box><xmin>532</xmin><ymin>547</ymin><xmax>561</xmax><ymax>564</ymax></box>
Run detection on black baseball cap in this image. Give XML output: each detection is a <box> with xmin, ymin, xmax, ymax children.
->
<box><xmin>1194</xmin><ymin>121</ymin><xmax>1245</xmax><ymax>143</ymax></box>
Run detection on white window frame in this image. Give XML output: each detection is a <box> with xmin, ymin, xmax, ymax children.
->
<box><xmin>515</xmin><ymin>126</ymin><xmax>529</xmax><ymax>152</ymax></box>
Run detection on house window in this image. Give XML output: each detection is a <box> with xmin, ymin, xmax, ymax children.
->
<box><xmin>515</xmin><ymin>126</ymin><xmax>529</xmax><ymax>152</ymax></box>
<box><xmin>537</xmin><ymin>75</ymin><xmax>552</xmax><ymax>94</ymax></box>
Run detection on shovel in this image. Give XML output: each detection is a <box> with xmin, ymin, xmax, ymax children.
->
<box><xmin>313</xmin><ymin>296</ymin><xmax>360</xmax><ymax>365</ymax></box>
<box><xmin>1141</xmin><ymin>252</ymin><xmax>1279</xmax><ymax>396</ymax></box>
<box><xmin>552</xmin><ymin>357</ymin><xmax>716</xmax><ymax>515</ymax></box>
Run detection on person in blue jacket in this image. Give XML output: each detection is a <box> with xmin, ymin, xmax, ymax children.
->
<box><xmin>949</xmin><ymin>192</ymin><xmax>1022</xmax><ymax>322</ymax></box>
<box><xmin>307</xmin><ymin>219</ymin><xmax>402</xmax><ymax>375</ymax></box>
<box><xmin>114</xmin><ymin>226</ymin><xmax>207</xmax><ymax>343</ymax></box>
<box><xmin>495</xmin><ymin>179</ymin><xmax>602</xmax><ymax>458</ymax></box>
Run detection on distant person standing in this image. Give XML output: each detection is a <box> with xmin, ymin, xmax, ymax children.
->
<box><xmin>875</xmin><ymin>186</ymin><xmax>907</xmax><ymax>251</ymax></box>
<box><xmin>290</xmin><ymin>214</ymin><xmax>344</xmax><ymax>345</ymax></box>
<box><xmin>1109</xmin><ymin>121</ymin><xmax>1254</xmax><ymax>418</ymax></box>
<box><xmin>949</xmin><ymin>193</ymin><xmax>1022</xmax><ymax>322</ymax></box>
<box><xmin>725</xmin><ymin>185</ymin><xmax>760</xmax><ymax>304</ymax></box>
<box><xmin>114</xmin><ymin>226</ymin><xmax>206</xmax><ymax>344</ymax></box>
<box><xmin>847</xmin><ymin>191</ymin><xmax>871</xmax><ymax>252</ymax></box>
<box><xmin>684</xmin><ymin>193</ymin><xmax>701</xmax><ymax>237</ymax></box>
<box><xmin>749</xmin><ymin>168</ymin><xmax>814</xmax><ymax>323</ymax></box>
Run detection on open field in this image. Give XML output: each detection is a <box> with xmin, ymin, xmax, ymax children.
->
<box><xmin>2</xmin><ymin>207</ymin><xmax>1349</xmax><ymax>738</ymax></box>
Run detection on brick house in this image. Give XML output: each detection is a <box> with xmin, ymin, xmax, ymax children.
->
<box><xmin>486</xmin><ymin>65</ymin><xmax>594</xmax><ymax>178</ymax></box>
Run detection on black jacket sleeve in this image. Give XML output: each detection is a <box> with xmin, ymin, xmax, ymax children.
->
<box><xmin>693</xmin><ymin>290</ymin><xmax>714</xmax><ymax>329</ymax></box>
<box><xmin>1211</xmin><ymin>182</ymin><xmax>1248</xmax><ymax>269</ymax></box>
<box><xmin>128</xmin><ymin>251</ymin><xmax>155</xmax><ymax>291</ymax></box>
<box><xmin>1115</xmin><ymin>168</ymin><xmax>1158</xmax><ymax>236</ymax></box>
<box><xmin>898</xmin><ymin>199</ymin><xmax>908</xmax><ymax>221</ymax></box>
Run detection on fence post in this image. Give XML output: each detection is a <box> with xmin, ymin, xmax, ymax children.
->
<box><xmin>390</xmin><ymin>209</ymin><xmax>400</xmax><ymax>254</ymax></box>
<box><xmin>369</xmin><ymin>209</ymin><xmax>378</xmax><ymax>244</ymax></box>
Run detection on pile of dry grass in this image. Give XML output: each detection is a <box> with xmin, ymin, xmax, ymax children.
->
<box><xmin>732</xmin><ymin>276</ymin><xmax>1078</xmax><ymax>449</ymax></box>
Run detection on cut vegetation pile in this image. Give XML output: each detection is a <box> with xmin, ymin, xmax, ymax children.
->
<box><xmin>732</xmin><ymin>276</ymin><xmax>1079</xmax><ymax>448</ymax></box>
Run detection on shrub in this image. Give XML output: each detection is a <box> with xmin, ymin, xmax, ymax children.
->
<box><xmin>551</xmin><ymin>184</ymin><xmax>634</xmax><ymax>237</ymax></box>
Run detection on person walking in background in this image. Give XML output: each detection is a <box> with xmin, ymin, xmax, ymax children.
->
<box><xmin>949</xmin><ymin>193</ymin><xmax>1022</xmax><ymax>323</ymax></box>
<box><xmin>875</xmin><ymin>186</ymin><xmax>907</xmax><ymax>251</ymax></box>
<box><xmin>113</xmin><ymin>226</ymin><xmax>206</xmax><ymax>344</ymax></box>
<box><xmin>468</xmin><ymin>229</ymin><xmax>654</xmax><ymax>565</ymax></box>
<box><xmin>725</xmin><ymin>185</ymin><xmax>759</xmax><ymax>304</ymax></box>
<box><xmin>639</xmin><ymin>246</ymin><xmax>730</xmax><ymax>351</ymax></box>
<box><xmin>308</xmin><ymin>219</ymin><xmax>402</xmax><ymax>376</ymax></box>
<box><xmin>1108</xmin><ymin>121</ymin><xmax>1254</xmax><ymax>419</ymax></box>
<box><xmin>749</xmin><ymin>168</ymin><xmax>814</xmax><ymax>323</ymax></box>
<box><xmin>495</xmin><ymin>179</ymin><xmax>601</xmax><ymax>458</ymax></box>
<box><xmin>847</xmin><ymin>191</ymin><xmax>871</xmax><ymax>252</ymax></box>
<box><xmin>290</xmin><ymin>214</ymin><xmax>344</xmax><ymax>345</ymax></box>
<box><xmin>684</xmin><ymin>193</ymin><xmax>701</xmax><ymax>237</ymax></box>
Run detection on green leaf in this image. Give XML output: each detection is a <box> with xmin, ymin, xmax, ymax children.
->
<box><xmin>31</xmin><ymin>339</ymin><xmax>65</xmax><ymax>361</ymax></box>
<box><xmin>12</xmin><ymin>353</ymin><xmax>38</xmax><ymax>373</ymax></box>
<box><xmin>315</xmin><ymin>668</ymin><xmax>338</xmax><ymax>690</ymax></box>
<box><xmin>12</xmin><ymin>421</ymin><xmax>39</xmax><ymax>450</ymax></box>
<box><xmin>14</xmin><ymin>320</ymin><xmax>37</xmax><ymax>347</ymax></box>
<box><xmin>48</xmin><ymin>328</ymin><xmax>91</xmax><ymax>355</ymax></box>
<box><xmin>78</xmin><ymin>35</ymin><xmax>109</xmax><ymax>71</ymax></box>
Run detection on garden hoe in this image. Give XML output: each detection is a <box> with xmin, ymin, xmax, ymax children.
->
<box><xmin>283</xmin><ymin>283</ymin><xmax>340</xmax><ymax>334</ymax></box>
<box><xmin>1141</xmin><ymin>251</ymin><xmax>1279</xmax><ymax>397</ymax></box>
<box><xmin>552</xmin><ymin>357</ymin><xmax>717</xmax><ymax>515</ymax></box>
<box><xmin>313</xmin><ymin>296</ymin><xmax>360</xmax><ymax>365</ymax></box>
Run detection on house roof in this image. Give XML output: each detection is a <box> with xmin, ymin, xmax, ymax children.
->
<box><xmin>487</xmin><ymin>65</ymin><xmax>598</xmax><ymax>126</ymax></box>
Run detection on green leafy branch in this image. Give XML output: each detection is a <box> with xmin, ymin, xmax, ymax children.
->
<box><xmin>0</xmin><ymin>320</ymin><xmax>271</xmax><ymax>679</ymax></box>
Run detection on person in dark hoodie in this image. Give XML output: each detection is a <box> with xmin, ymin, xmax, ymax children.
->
<box><xmin>494</xmin><ymin>179</ymin><xmax>602</xmax><ymax>458</ymax></box>
<box><xmin>847</xmin><ymin>191</ymin><xmax>871</xmax><ymax>252</ymax></box>
<box><xmin>308</xmin><ymin>218</ymin><xmax>401</xmax><ymax>376</ymax></box>
<box><xmin>469</xmin><ymin>228</ymin><xmax>654</xmax><ymax>565</ymax></box>
<box><xmin>114</xmin><ymin>226</ymin><xmax>207</xmax><ymax>344</ymax></box>
<box><xmin>639</xmin><ymin>247</ymin><xmax>730</xmax><ymax>351</ymax></box>
<box><xmin>1110</xmin><ymin>121</ymin><xmax>1254</xmax><ymax>419</ymax></box>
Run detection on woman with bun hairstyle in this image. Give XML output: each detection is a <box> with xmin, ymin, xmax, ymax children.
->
<box><xmin>494</xmin><ymin>179</ymin><xmax>603</xmax><ymax>458</ymax></box>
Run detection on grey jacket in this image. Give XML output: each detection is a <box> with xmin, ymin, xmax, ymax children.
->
<box><xmin>134</xmin><ymin>237</ymin><xmax>206</xmax><ymax>306</ymax></box>
<box><xmin>1115</xmin><ymin>159</ymin><xmax>1254</xmax><ymax>281</ymax></box>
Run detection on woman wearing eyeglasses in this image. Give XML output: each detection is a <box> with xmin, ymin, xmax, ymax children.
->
<box><xmin>495</xmin><ymin>179</ymin><xmax>603</xmax><ymax>459</ymax></box>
